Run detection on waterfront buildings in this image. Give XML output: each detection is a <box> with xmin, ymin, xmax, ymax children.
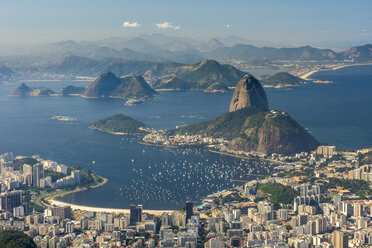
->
<box><xmin>130</xmin><ymin>204</ymin><xmax>143</xmax><ymax>226</ymax></box>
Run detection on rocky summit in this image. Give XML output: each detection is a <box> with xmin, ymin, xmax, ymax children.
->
<box><xmin>82</xmin><ymin>72</ymin><xmax>157</xmax><ymax>100</ymax></box>
<box><xmin>229</xmin><ymin>75</ymin><xmax>268</xmax><ymax>112</ymax></box>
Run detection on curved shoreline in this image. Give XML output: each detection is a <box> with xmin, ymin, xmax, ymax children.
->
<box><xmin>45</xmin><ymin>175</ymin><xmax>175</xmax><ymax>215</ymax></box>
<box><xmin>48</xmin><ymin>199</ymin><xmax>175</xmax><ymax>215</ymax></box>
<box><xmin>300</xmin><ymin>62</ymin><xmax>372</xmax><ymax>80</ymax></box>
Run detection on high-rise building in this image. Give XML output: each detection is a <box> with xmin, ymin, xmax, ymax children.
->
<box><xmin>0</xmin><ymin>190</ymin><xmax>23</xmax><ymax>212</ymax></box>
<box><xmin>130</xmin><ymin>204</ymin><xmax>142</xmax><ymax>226</ymax></box>
<box><xmin>332</xmin><ymin>230</ymin><xmax>348</xmax><ymax>248</ymax></box>
<box><xmin>51</xmin><ymin>206</ymin><xmax>71</xmax><ymax>219</ymax></box>
<box><xmin>32</xmin><ymin>163</ymin><xmax>44</xmax><ymax>187</ymax></box>
<box><xmin>186</xmin><ymin>201</ymin><xmax>193</xmax><ymax>223</ymax></box>
<box><xmin>23</xmin><ymin>164</ymin><xmax>33</xmax><ymax>186</ymax></box>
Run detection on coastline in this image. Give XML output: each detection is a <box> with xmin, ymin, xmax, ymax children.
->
<box><xmin>90</xmin><ymin>126</ymin><xmax>146</xmax><ymax>136</ymax></box>
<box><xmin>48</xmin><ymin>199</ymin><xmax>175</xmax><ymax>215</ymax></box>
<box><xmin>42</xmin><ymin>174</ymin><xmax>175</xmax><ymax>215</ymax></box>
<box><xmin>299</xmin><ymin>62</ymin><xmax>372</xmax><ymax>80</ymax></box>
<box><xmin>35</xmin><ymin>174</ymin><xmax>108</xmax><ymax>209</ymax></box>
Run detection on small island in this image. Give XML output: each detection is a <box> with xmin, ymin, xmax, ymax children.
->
<box><xmin>261</xmin><ymin>72</ymin><xmax>309</xmax><ymax>88</ymax></box>
<box><xmin>92</xmin><ymin>114</ymin><xmax>150</xmax><ymax>135</ymax></box>
<box><xmin>9</xmin><ymin>72</ymin><xmax>158</xmax><ymax>104</ymax></box>
<box><xmin>9</xmin><ymin>83</ymin><xmax>55</xmax><ymax>97</ymax></box>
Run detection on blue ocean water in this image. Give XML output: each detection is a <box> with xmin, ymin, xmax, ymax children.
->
<box><xmin>0</xmin><ymin>65</ymin><xmax>370</xmax><ymax>209</ymax></box>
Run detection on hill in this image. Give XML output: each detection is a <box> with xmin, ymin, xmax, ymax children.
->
<box><xmin>0</xmin><ymin>230</ymin><xmax>37</xmax><ymax>248</ymax></box>
<box><xmin>261</xmin><ymin>72</ymin><xmax>308</xmax><ymax>87</ymax></box>
<box><xmin>168</xmin><ymin>107</ymin><xmax>319</xmax><ymax>155</ymax></box>
<box><xmin>343</xmin><ymin>44</ymin><xmax>372</xmax><ymax>62</ymax></box>
<box><xmin>93</xmin><ymin>114</ymin><xmax>149</xmax><ymax>134</ymax></box>
<box><xmin>82</xmin><ymin>72</ymin><xmax>157</xmax><ymax>100</ymax></box>
<box><xmin>58</xmin><ymin>85</ymin><xmax>86</xmax><ymax>95</ymax></box>
<box><xmin>155</xmin><ymin>60</ymin><xmax>246</xmax><ymax>91</ymax></box>
<box><xmin>206</xmin><ymin>44</ymin><xmax>341</xmax><ymax>61</ymax></box>
<box><xmin>9</xmin><ymin>83</ymin><xmax>55</xmax><ymax>96</ymax></box>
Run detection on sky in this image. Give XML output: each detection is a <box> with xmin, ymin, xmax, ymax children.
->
<box><xmin>0</xmin><ymin>0</ymin><xmax>371</xmax><ymax>48</ymax></box>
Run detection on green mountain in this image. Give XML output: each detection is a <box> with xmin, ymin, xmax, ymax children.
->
<box><xmin>82</xmin><ymin>72</ymin><xmax>157</xmax><ymax>100</ymax></box>
<box><xmin>155</xmin><ymin>60</ymin><xmax>246</xmax><ymax>91</ymax></box>
<box><xmin>168</xmin><ymin>107</ymin><xmax>319</xmax><ymax>155</ymax></box>
<box><xmin>206</xmin><ymin>44</ymin><xmax>342</xmax><ymax>61</ymax></box>
<box><xmin>93</xmin><ymin>114</ymin><xmax>148</xmax><ymax>134</ymax></box>
<box><xmin>10</xmin><ymin>83</ymin><xmax>55</xmax><ymax>96</ymax></box>
<box><xmin>261</xmin><ymin>72</ymin><xmax>308</xmax><ymax>87</ymax></box>
<box><xmin>58</xmin><ymin>85</ymin><xmax>86</xmax><ymax>95</ymax></box>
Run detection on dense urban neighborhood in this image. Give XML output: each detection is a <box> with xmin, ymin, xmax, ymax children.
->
<box><xmin>0</xmin><ymin>145</ymin><xmax>371</xmax><ymax>247</ymax></box>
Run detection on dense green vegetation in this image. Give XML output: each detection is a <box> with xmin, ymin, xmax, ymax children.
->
<box><xmin>220</xmin><ymin>193</ymin><xmax>250</xmax><ymax>204</ymax></box>
<box><xmin>58</xmin><ymin>85</ymin><xmax>85</xmax><ymax>95</ymax></box>
<box><xmin>167</xmin><ymin>106</ymin><xmax>319</xmax><ymax>154</ymax></box>
<box><xmin>93</xmin><ymin>114</ymin><xmax>148</xmax><ymax>134</ymax></box>
<box><xmin>277</xmin><ymin>168</ymin><xmax>315</xmax><ymax>178</ymax></box>
<box><xmin>261</xmin><ymin>72</ymin><xmax>307</xmax><ymax>87</ymax></box>
<box><xmin>156</xmin><ymin>77</ymin><xmax>191</xmax><ymax>90</ymax></box>
<box><xmin>155</xmin><ymin>60</ymin><xmax>245</xmax><ymax>90</ymax></box>
<box><xmin>44</xmin><ymin>170</ymin><xmax>65</xmax><ymax>182</ymax></box>
<box><xmin>0</xmin><ymin>230</ymin><xmax>37</xmax><ymax>248</ymax></box>
<box><xmin>167</xmin><ymin>107</ymin><xmax>262</xmax><ymax>139</ymax></box>
<box><xmin>258</xmin><ymin>182</ymin><xmax>299</xmax><ymax>206</ymax></box>
<box><xmin>321</xmin><ymin>178</ymin><xmax>372</xmax><ymax>198</ymax></box>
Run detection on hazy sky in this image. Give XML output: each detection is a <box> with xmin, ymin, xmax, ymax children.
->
<box><xmin>1</xmin><ymin>0</ymin><xmax>371</xmax><ymax>48</ymax></box>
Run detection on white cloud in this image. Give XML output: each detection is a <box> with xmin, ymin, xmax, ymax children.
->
<box><xmin>225</xmin><ymin>24</ymin><xmax>230</xmax><ymax>28</ymax></box>
<box><xmin>155</xmin><ymin>21</ymin><xmax>180</xmax><ymax>30</ymax></box>
<box><xmin>361</xmin><ymin>29</ymin><xmax>367</xmax><ymax>32</ymax></box>
<box><xmin>122</xmin><ymin>21</ymin><xmax>140</xmax><ymax>28</ymax></box>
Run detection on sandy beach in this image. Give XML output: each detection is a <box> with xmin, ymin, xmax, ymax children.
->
<box><xmin>299</xmin><ymin>62</ymin><xmax>372</xmax><ymax>80</ymax></box>
<box><xmin>299</xmin><ymin>70</ymin><xmax>319</xmax><ymax>80</ymax></box>
<box><xmin>49</xmin><ymin>199</ymin><xmax>175</xmax><ymax>215</ymax></box>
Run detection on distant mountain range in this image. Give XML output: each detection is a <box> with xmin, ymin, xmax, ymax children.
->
<box><xmin>4</xmin><ymin>33</ymin><xmax>371</xmax><ymax>64</ymax></box>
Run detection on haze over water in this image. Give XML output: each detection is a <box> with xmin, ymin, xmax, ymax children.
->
<box><xmin>0</xmin><ymin>65</ymin><xmax>371</xmax><ymax>209</ymax></box>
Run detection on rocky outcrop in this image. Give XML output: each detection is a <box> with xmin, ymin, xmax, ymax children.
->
<box><xmin>10</xmin><ymin>83</ymin><xmax>32</xmax><ymax>96</ymax></box>
<box><xmin>227</xmin><ymin>110</ymin><xmax>319</xmax><ymax>154</ymax></box>
<box><xmin>82</xmin><ymin>72</ymin><xmax>157</xmax><ymax>100</ymax></box>
<box><xmin>9</xmin><ymin>83</ymin><xmax>55</xmax><ymax>96</ymax></box>
<box><xmin>82</xmin><ymin>72</ymin><xmax>121</xmax><ymax>98</ymax></box>
<box><xmin>229</xmin><ymin>75</ymin><xmax>268</xmax><ymax>112</ymax></box>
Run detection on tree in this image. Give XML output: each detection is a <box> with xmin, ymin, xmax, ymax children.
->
<box><xmin>0</xmin><ymin>230</ymin><xmax>37</xmax><ymax>248</ymax></box>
